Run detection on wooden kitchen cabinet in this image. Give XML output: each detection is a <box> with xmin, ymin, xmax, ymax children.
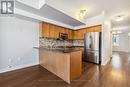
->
<box><xmin>42</xmin><ymin>22</ymin><xmax>50</xmax><ymax>37</ymax></box>
<box><xmin>94</xmin><ymin>25</ymin><xmax>102</xmax><ymax>32</ymax></box>
<box><xmin>68</xmin><ymin>29</ymin><xmax>74</xmax><ymax>39</ymax></box>
<box><xmin>86</xmin><ymin>27</ymin><xmax>95</xmax><ymax>32</ymax></box>
<box><xmin>40</xmin><ymin>22</ymin><xmax>102</xmax><ymax>39</ymax></box>
<box><xmin>49</xmin><ymin>24</ymin><xmax>57</xmax><ymax>38</ymax></box>
<box><xmin>64</xmin><ymin>28</ymin><xmax>69</xmax><ymax>34</ymax></box>
<box><xmin>40</xmin><ymin>22</ymin><xmax>65</xmax><ymax>38</ymax></box>
<box><xmin>86</xmin><ymin>25</ymin><xmax>102</xmax><ymax>32</ymax></box>
<box><xmin>65</xmin><ymin>29</ymin><xmax>73</xmax><ymax>39</ymax></box>
<box><xmin>73</xmin><ymin>29</ymin><xmax>86</xmax><ymax>40</ymax></box>
<box><xmin>73</xmin><ymin>30</ymin><xmax>78</xmax><ymax>40</ymax></box>
<box><xmin>77</xmin><ymin>29</ymin><xmax>86</xmax><ymax>39</ymax></box>
<box><xmin>54</xmin><ymin>26</ymin><xmax>61</xmax><ymax>38</ymax></box>
<box><xmin>74</xmin><ymin>30</ymin><xmax>80</xmax><ymax>40</ymax></box>
<box><xmin>59</xmin><ymin>27</ymin><xmax>65</xmax><ymax>33</ymax></box>
<box><xmin>76</xmin><ymin>30</ymin><xmax>81</xmax><ymax>39</ymax></box>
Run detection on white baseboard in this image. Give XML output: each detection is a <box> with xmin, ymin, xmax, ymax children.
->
<box><xmin>101</xmin><ymin>58</ymin><xmax>110</xmax><ymax>66</ymax></box>
<box><xmin>0</xmin><ymin>62</ymin><xmax>39</xmax><ymax>73</ymax></box>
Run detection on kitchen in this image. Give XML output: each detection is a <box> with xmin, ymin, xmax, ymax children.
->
<box><xmin>38</xmin><ymin>22</ymin><xmax>102</xmax><ymax>83</ymax></box>
<box><xmin>0</xmin><ymin>0</ymin><xmax>129</xmax><ymax>87</ymax></box>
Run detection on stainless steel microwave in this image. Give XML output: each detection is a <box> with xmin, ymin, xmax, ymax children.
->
<box><xmin>59</xmin><ymin>33</ymin><xmax>68</xmax><ymax>40</ymax></box>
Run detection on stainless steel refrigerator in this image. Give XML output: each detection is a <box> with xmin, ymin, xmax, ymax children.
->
<box><xmin>84</xmin><ymin>32</ymin><xmax>102</xmax><ymax>64</ymax></box>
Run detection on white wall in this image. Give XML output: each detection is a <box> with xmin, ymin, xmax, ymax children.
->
<box><xmin>0</xmin><ymin>17</ymin><xmax>39</xmax><ymax>73</ymax></box>
<box><xmin>113</xmin><ymin>33</ymin><xmax>129</xmax><ymax>52</ymax></box>
<box><xmin>101</xmin><ymin>11</ymin><xmax>112</xmax><ymax>65</ymax></box>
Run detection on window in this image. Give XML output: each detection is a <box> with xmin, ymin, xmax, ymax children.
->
<box><xmin>113</xmin><ymin>34</ymin><xmax>119</xmax><ymax>46</ymax></box>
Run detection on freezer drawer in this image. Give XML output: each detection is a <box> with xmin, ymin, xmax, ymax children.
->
<box><xmin>84</xmin><ymin>51</ymin><xmax>99</xmax><ymax>64</ymax></box>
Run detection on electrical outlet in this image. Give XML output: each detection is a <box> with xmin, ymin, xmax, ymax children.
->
<box><xmin>8</xmin><ymin>58</ymin><xmax>13</xmax><ymax>68</ymax></box>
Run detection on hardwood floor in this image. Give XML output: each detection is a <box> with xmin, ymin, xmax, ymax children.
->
<box><xmin>0</xmin><ymin>52</ymin><xmax>130</xmax><ymax>87</ymax></box>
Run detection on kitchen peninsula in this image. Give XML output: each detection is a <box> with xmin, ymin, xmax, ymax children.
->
<box><xmin>39</xmin><ymin>22</ymin><xmax>102</xmax><ymax>83</ymax></box>
<box><xmin>39</xmin><ymin>47</ymin><xmax>82</xmax><ymax>84</ymax></box>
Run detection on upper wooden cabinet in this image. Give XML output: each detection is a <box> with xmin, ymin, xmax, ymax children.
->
<box><xmin>68</xmin><ymin>29</ymin><xmax>74</xmax><ymax>39</ymax></box>
<box><xmin>73</xmin><ymin>30</ymin><xmax>78</xmax><ymax>40</ymax></box>
<box><xmin>40</xmin><ymin>22</ymin><xmax>74</xmax><ymax>39</ymax></box>
<box><xmin>94</xmin><ymin>25</ymin><xmax>102</xmax><ymax>32</ymax></box>
<box><xmin>40</xmin><ymin>22</ymin><xmax>102</xmax><ymax>40</ymax></box>
<box><xmin>49</xmin><ymin>24</ymin><xmax>57</xmax><ymax>38</ymax></box>
<box><xmin>73</xmin><ymin>25</ymin><xmax>102</xmax><ymax>40</ymax></box>
<box><xmin>77</xmin><ymin>29</ymin><xmax>86</xmax><ymax>39</ymax></box>
<box><xmin>54</xmin><ymin>26</ymin><xmax>61</xmax><ymax>38</ymax></box>
<box><xmin>86</xmin><ymin>27</ymin><xmax>95</xmax><ymax>32</ymax></box>
<box><xmin>40</xmin><ymin>22</ymin><xmax>50</xmax><ymax>38</ymax></box>
<box><xmin>73</xmin><ymin>29</ymin><xmax>86</xmax><ymax>40</ymax></box>
<box><xmin>86</xmin><ymin>25</ymin><xmax>102</xmax><ymax>32</ymax></box>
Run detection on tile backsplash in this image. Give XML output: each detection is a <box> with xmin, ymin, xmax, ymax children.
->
<box><xmin>73</xmin><ymin>40</ymin><xmax>84</xmax><ymax>46</ymax></box>
<box><xmin>39</xmin><ymin>38</ymin><xmax>84</xmax><ymax>47</ymax></box>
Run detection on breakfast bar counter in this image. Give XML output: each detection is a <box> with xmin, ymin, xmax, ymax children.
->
<box><xmin>39</xmin><ymin>47</ymin><xmax>82</xmax><ymax>84</ymax></box>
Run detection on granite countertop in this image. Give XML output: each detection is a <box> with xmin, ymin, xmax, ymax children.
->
<box><xmin>34</xmin><ymin>47</ymin><xmax>81</xmax><ymax>53</ymax></box>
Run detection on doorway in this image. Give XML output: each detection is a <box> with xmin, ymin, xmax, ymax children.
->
<box><xmin>112</xmin><ymin>30</ymin><xmax>130</xmax><ymax>53</ymax></box>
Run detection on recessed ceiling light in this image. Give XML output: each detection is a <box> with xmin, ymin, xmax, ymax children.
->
<box><xmin>115</xmin><ymin>15</ymin><xmax>124</xmax><ymax>22</ymax></box>
<box><xmin>112</xmin><ymin>13</ymin><xmax>127</xmax><ymax>22</ymax></box>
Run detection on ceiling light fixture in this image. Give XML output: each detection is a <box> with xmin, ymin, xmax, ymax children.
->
<box><xmin>79</xmin><ymin>9</ymin><xmax>87</xmax><ymax>20</ymax></box>
<box><xmin>114</xmin><ymin>15</ymin><xmax>126</xmax><ymax>22</ymax></box>
<box><xmin>115</xmin><ymin>16</ymin><xmax>123</xmax><ymax>21</ymax></box>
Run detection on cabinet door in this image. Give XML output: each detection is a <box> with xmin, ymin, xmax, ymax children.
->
<box><xmin>42</xmin><ymin>22</ymin><xmax>50</xmax><ymax>37</ymax></box>
<box><xmin>55</xmin><ymin>26</ymin><xmax>61</xmax><ymax>38</ymax></box>
<box><xmin>86</xmin><ymin>27</ymin><xmax>95</xmax><ymax>32</ymax></box>
<box><xmin>78</xmin><ymin>29</ymin><xmax>86</xmax><ymax>39</ymax></box>
<box><xmin>73</xmin><ymin>30</ymin><xmax>78</xmax><ymax>40</ymax></box>
<box><xmin>50</xmin><ymin>24</ymin><xmax>57</xmax><ymax>38</ymax></box>
<box><xmin>68</xmin><ymin>29</ymin><xmax>74</xmax><ymax>39</ymax></box>
<box><xmin>94</xmin><ymin>25</ymin><xmax>102</xmax><ymax>32</ymax></box>
<box><xmin>60</xmin><ymin>27</ymin><xmax>65</xmax><ymax>33</ymax></box>
<box><xmin>64</xmin><ymin>28</ymin><xmax>69</xmax><ymax>34</ymax></box>
<box><xmin>77</xmin><ymin>30</ymin><xmax>81</xmax><ymax>39</ymax></box>
<box><xmin>85</xmin><ymin>25</ymin><xmax>102</xmax><ymax>32</ymax></box>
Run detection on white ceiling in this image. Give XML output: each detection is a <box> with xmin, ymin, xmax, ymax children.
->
<box><xmin>15</xmin><ymin>1</ymin><xmax>85</xmax><ymax>27</ymax></box>
<box><xmin>111</xmin><ymin>15</ymin><xmax>130</xmax><ymax>28</ymax></box>
<box><xmin>16</xmin><ymin>0</ymin><xmax>45</xmax><ymax>9</ymax></box>
<box><xmin>46</xmin><ymin>0</ymin><xmax>130</xmax><ymax>28</ymax></box>
<box><xmin>16</xmin><ymin>0</ymin><xmax>130</xmax><ymax>29</ymax></box>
